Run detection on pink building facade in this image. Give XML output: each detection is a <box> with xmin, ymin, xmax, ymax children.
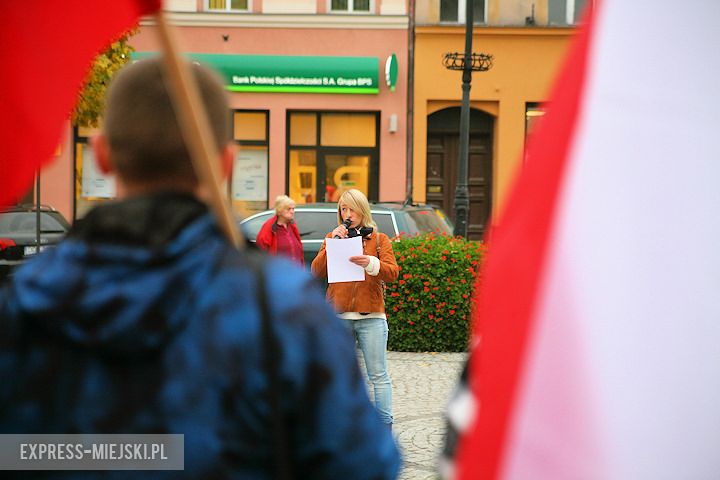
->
<box><xmin>41</xmin><ymin>1</ymin><xmax>409</xmax><ymax>221</ymax></box>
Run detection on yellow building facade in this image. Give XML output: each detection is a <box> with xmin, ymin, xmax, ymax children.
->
<box><xmin>413</xmin><ymin>0</ymin><xmax>586</xmax><ymax>238</ymax></box>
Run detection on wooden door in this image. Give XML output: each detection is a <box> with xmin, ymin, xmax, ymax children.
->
<box><xmin>426</xmin><ymin>107</ymin><xmax>493</xmax><ymax>240</ymax></box>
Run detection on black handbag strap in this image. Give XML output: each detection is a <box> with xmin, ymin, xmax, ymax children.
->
<box><xmin>248</xmin><ymin>251</ymin><xmax>291</xmax><ymax>480</ymax></box>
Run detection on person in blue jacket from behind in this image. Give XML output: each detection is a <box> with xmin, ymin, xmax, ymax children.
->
<box><xmin>0</xmin><ymin>57</ymin><xmax>400</xmax><ymax>479</ymax></box>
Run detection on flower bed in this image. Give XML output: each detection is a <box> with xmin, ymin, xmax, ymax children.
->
<box><xmin>386</xmin><ymin>232</ymin><xmax>484</xmax><ymax>352</ymax></box>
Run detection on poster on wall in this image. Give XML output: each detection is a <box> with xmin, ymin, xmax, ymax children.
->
<box><xmin>232</xmin><ymin>149</ymin><xmax>268</xmax><ymax>202</ymax></box>
<box><xmin>81</xmin><ymin>144</ymin><xmax>116</xmax><ymax>198</ymax></box>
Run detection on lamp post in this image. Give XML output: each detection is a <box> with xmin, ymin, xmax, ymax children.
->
<box><xmin>443</xmin><ymin>0</ymin><xmax>492</xmax><ymax>238</ymax></box>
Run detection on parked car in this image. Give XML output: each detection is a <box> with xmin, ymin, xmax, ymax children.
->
<box><xmin>239</xmin><ymin>202</ymin><xmax>454</xmax><ymax>266</ymax></box>
<box><xmin>0</xmin><ymin>204</ymin><xmax>71</xmax><ymax>280</ymax></box>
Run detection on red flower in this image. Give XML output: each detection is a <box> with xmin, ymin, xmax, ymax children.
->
<box><xmin>449</xmin><ymin>309</ymin><xmax>455</xmax><ymax>315</ymax></box>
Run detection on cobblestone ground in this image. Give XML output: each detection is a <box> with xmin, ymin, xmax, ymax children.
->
<box><xmin>359</xmin><ymin>351</ymin><xmax>467</xmax><ymax>480</ymax></box>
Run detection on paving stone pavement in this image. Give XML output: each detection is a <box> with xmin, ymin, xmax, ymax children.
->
<box><xmin>359</xmin><ymin>351</ymin><xmax>468</xmax><ymax>480</ymax></box>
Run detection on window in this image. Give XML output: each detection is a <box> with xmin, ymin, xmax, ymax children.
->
<box><xmin>373</xmin><ymin>212</ymin><xmax>396</xmax><ymax>237</ymax></box>
<box><xmin>548</xmin><ymin>0</ymin><xmax>593</xmax><ymax>25</ymax></box>
<box><xmin>320</xmin><ymin>114</ymin><xmax>376</xmax><ymax>147</ymax></box>
<box><xmin>406</xmin><ymin>210</ymin><xmax>452</xmax><ymax>235</ymax></box>
<box><xmin>0</xmin><ymin>213</ymin><xmax>67</xmax><ymax>235</ymax></box>
<box><xmin>73</xmin><ymin>126</ymin><xmax>116</xmax><ymax>220</ymax></box>
<box><xmin>206</xmin><ymin>0</ymin><xmax>249</xmax><ymax>12</ymax></box>
<box><xmin>73</xmin><ymin>111</ymin><xmax>267</xmax><ymax>220</ymax></box>
<box><xmin>231</xmin><ymin>111</ymin><xmax>269</xmax><ymax>216</ymax></box>
<box><xmin>287</xmin><ymin>111</ymin><xmax>379</xmax><ymax>205</ymax></box>
<box><xmin>295</xmin><ymin>211</ymin><xmax>340</xmax><ymax>241</ymax></box>
<box><xmin>524</xmin><ymin>103</ymin><xmax>547</xmax><ymax>163</ymax></box>
<box><xmin>525</xmin><ymin>103</ymin><xmax>546</xmax><ymax>136</ymax></box>
<box><xmin>570</xmin><ymin>0</ymin><xmax>592</xmax><ymax>23</ymax></box>
<box><xmin>241</xmin><ymin>210</ymin><xmax>338</xmax><ymax>242</ymax></box>
<box><xmin>329</xmin><ymin>0</ymin><xmax>371</xmax><ymax>13</ymax></box>
<box><xmin>440</xmin><ymin>0</ymin><xmax>485</xmax><ymax>24</ymax></box>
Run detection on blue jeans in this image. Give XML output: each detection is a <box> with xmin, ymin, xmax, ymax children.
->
<box><xmin>345</xmin><ymin>317</ymin><xmax>393</xmax><ymax>425</ymax></box>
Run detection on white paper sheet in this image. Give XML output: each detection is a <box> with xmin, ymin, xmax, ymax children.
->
<box><xmin>326</xmin><ymin>236</ymin><xmax>365</xmax><ymax>283</ymax></box>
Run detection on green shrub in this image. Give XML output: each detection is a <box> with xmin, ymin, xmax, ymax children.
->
<box><xmin>386</xmin><ymin>232</ymin><xmax>484</xmax><ymax>352</ymax></box>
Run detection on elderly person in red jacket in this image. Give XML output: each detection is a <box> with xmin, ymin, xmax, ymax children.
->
<box><xmin>256</xmin><ymin>195</ymin><xmax>304</xmax><ymax>265</ymax></box>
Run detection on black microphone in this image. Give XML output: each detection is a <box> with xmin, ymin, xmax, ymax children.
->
<box><xmin>334</xmin><ymin>218</ymin><xmax>352</xmax><ymax>238</ymax></box>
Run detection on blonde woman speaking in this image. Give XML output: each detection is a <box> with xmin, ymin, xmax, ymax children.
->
<box><xmin>311</xmin><ymin>189</ymin><xmax>399</xmax><ymax>430</ymax></box>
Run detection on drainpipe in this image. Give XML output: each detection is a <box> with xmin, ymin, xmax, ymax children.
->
<box><xmin>403</xmin><ymin>0</ymin><xmax>415</xmax><ymax>206</ymax></box>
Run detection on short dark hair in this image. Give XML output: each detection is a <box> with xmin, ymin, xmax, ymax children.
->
<box><xmin>102</xmin><ymin>57</ymin><xmax>231</xmax><ymax>185</ymax></box>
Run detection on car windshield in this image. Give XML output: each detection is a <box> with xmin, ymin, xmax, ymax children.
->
<box><xmin>0</xmin><ymin>212</ymin><xmax>67</xmax><ymax>235</ymax></box>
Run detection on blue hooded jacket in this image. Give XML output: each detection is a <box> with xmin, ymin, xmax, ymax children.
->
<box><xmin>0</xmin><ymin>193</ymin><xmax>400</xmax><ymax>479</ymax></box>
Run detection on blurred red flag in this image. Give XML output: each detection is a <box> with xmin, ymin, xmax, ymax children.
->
<box><xmin>456</xmin><ymin>0</ymin><xmax>720</xmax><ymax>478</ymax></box>
<box><xmin>0</xmin><ymin>0</ymin><xmax>160</xmax><ymax>208</ymax></box>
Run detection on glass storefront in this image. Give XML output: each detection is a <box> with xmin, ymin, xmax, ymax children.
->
<box><xmin>72</xmin><ymin>109</ymin><xmax>381</xmax><ymax>219</ymax></box>
<box><xmin>287</xmin><ymin>111</ymin><xmax>379</xmax><ymax>204</ymax></box>
<box><xmin>230</xmin><ymin>110</ymin><xmax>269</xmax><ymax>216</ymax></box>
<box><xmin>73</xmin><ymin>110</ymin><xmax>270</xmax><ymax>219</ymax></box>
<box><xmin>74</xmin><ymin>126</ymin><xmax>114</xmax><ymax>219</ymax></box>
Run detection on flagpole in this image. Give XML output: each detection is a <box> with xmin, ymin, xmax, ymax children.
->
<box><xmin>154</xmin><ymin>9</ymin><xmax>243</xmax><ymax>248</ymax></box>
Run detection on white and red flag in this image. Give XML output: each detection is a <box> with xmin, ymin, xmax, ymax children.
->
<box><xmin>0</xmin><ymin>0</ymin><xmax>160</xmax><ymax>208</ymax></box>
<box><xmin>457</xmin><ymin>0</ymin><xmax>720</xmax><ymax>478</ymax></box>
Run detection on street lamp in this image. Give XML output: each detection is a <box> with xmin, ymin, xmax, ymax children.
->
<box><xmin>443</xmin><ymin>1</ymin><xmax>492</xmax><ymax>238</ymax></box>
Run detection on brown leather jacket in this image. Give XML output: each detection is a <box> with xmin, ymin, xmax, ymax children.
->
<box><xmin>311</xmin><ymin>230</ymin><xmax>399</xmax><ymax>313</ymax></box>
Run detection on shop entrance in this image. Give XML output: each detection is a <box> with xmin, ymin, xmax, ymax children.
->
<box><xmin>288</xmin><ymin>111</ymin><xmax>379</xmax><ymax>204</ymax></box>
<box><xmin>426</xmin><ymin>107</ymin><xmax>493</xmax><ymax>240</ymax></box>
